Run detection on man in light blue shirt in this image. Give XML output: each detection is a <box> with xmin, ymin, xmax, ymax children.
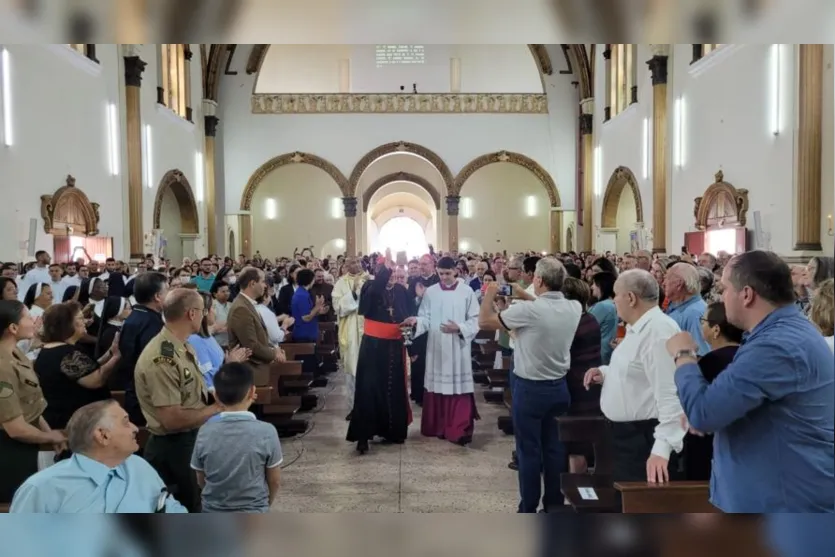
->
<box><xmin>11</xmin><ymin>400</ymin><xmax>187</xmax><ymax>513</ymax></box>
<box><xmin>664</xmin><ymin>262</ymin><xmax>709</xmax><ymax>355</ymax></box>
<box><xmin>668</xmin><ymin>251</ymin><xmax>834</xmax><ymax>513</ymax></box>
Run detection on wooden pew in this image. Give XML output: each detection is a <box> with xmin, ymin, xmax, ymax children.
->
<box><xmin>559</xmin><ymin>415</ymin><xmax>715</xmax><ymax>513</ymax></box>
<box><xmin>615</xmin><ymin>481</ymin><xmax>715</xmax><ymax>513</ymax></box>
<box><xmin>317</xmin><ymin>322</ymin><xmax>339</xmax><ymax>372</ymax></box>
<box><xmin>484</xmin><ymin>357</ymin><xmax>512</xmax><ymax>404</ymax></box>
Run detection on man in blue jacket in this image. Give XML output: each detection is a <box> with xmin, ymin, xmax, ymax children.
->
<box><xmin>667</xmin><ymin>250</ymin><xmax>834</xmax><ymax>513</ymax></box>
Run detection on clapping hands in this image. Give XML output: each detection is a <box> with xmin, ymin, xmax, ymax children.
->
<box><xmin>225</xmin><ymin>345</ymin><xmax>252</xmax><ymax>363</ymax></box>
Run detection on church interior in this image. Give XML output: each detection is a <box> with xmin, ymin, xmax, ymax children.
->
<box><xmin>0</xmin><ymin>2</ymin><xmax>833</xmax><ymax>544</ymax></box>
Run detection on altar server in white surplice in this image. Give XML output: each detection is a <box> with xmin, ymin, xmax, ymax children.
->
<box><xmin>331</xmin><ymin>256</ymin><xmax>368</xmax><ymax>420</ymax></box>
<box><xmin>405</xmin><ymin>256</ymin><xmax>481</xmax><ymax>445</ymax></box>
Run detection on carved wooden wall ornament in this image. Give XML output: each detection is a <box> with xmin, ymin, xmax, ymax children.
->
<box><xmin>40</xmin><ymin>175</ymin><xmax>101</xmax><ymax>236</ymax></box>
<box><xmin>601</xmin><ymin>166</ymin><xmax>644</xmax><ymax>228</ymax></box>
<box><xmin>453</xmin><ymin>150</ymin><xmax>561</xmax><ymax>207</ymax></box>
<box><xmin>693</xmin><ymin>170</ymin><xmax>750</xmax><ymax>230</ymax></box>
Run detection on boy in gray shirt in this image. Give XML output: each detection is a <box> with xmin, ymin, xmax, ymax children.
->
<box><xmin>191</xmin><ymin>362</ymin><xmax>282</xmax><ymax>513</ymax></box>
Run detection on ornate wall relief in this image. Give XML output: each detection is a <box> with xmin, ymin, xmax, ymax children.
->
<box><xmin>40</xmin><ymin>175</ymin><xmax>101</xmax><ymax>236</ymax></box>
<box><xmin>250</xmin><ymin>93</ymin><xmax>549</xmax><ymax>114</ymax></box>
<box><xmin>693</xmin><ymin>170</ymin><xmax>749</xmax><ymax>230</ymax></box>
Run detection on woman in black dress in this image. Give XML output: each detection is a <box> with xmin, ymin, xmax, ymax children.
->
<box><xmin>34</xmin><ymin>301</ymin><xmax>121</xmax><ymax>431</ymax></box>
<box><xmin>684</xmin><ymin>301</ymin><xmax>744</xmax><ymax>481</ymax></box>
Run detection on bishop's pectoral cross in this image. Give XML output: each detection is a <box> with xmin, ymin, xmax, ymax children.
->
<box><xmin>387</xmin><ymin>305</ymin><xmax>395</xmax><ymax>319</ymax></box>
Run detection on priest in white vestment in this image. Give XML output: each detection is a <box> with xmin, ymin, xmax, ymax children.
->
<box><xmin>332</xmin><ymin>256</ymin><xmax>368</xmax><ymax>418</ymax></box>
<box><xmin>404</xmin><ymin>256</ymin><xmax>481</xmax><ymax>445</ymax></box>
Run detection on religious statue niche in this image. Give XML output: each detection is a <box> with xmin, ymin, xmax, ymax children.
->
<box><xmin>692</xmin><ymin>170</ymin><xmax>749</xmax><ymax>231</ymax></box>
<box><xmin>40</xmin><ymin>175</ymin><xmax>101</xmax><ymax>236</ymax></box>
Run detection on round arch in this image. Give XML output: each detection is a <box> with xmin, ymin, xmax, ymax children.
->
<box><xmin>153</xmin><ymin>170</ymin><xmax>199</xmax><ymax>234</ymax></box>
<box><xmin>348</xmin><ymin>141</ymin><xmax>454</xmax><ymax>197</ymax></box>
<box><xmin>240</xmin><ymin>151</ymin><xmax>350</xmax><ymax>210</ymax></box>
<box><xmin>362</xmin><ymin>172</ymin><xmax>442</xmax><ymax>213</ymax></box>
<box><xmin>453</xmin><ymin>150</ymin><xmax>561</xmax><ymax>207</ymax></box>
<box><xmin>600</xmin><ymin>166</ymin><xmax>644</xmax><ymax>229</ymax></box>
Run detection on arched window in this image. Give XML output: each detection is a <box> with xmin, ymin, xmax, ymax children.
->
<box><xmin>604</xmin><ymin>44</ymin><xmax>637</xmax><ymax>121</ymax></box>
<box><xmin>68</xmin><ymin>44</ymin><xmax>98</xmax><ymax>63</ymax></box>
<box><xmin>158</xmin><ymin>44</ymin><xmax>193</xmax><ymax>121</ymax></box>
<box><xmin>692</xmin><ymin>44</ymin><xmax>724</xmax><ymax>63</ymax></box>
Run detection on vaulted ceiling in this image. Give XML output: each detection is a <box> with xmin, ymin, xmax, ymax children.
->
<box><xmin>200</xmin><ymin>44</ymin><xmax>592</xmax><ymax>104</ymax></box>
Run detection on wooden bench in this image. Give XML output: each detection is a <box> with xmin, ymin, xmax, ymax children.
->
<box><xmin>615</xmin><ymin>481</ymin><xmax>715</xmax><ymax>513</ymax></box>
<box><xmin>559</xmin><ymin>415</ymin><xmax>715</xmax><ymax>513</ymax></box>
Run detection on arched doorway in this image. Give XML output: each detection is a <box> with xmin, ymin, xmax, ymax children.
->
<box><xmin>600</xmin><ymin>166</ymin><xmax>644</xmax><ymax>254</ymax></box>
<box><xmin>376</xmin><ymin>216</ymin><xmax>429</xmax><ymax>260</ymax></box>
<box><xmin>153</xmin><ymin>170</ymin><xmax>200</xmax><ymax>265</ymax></box>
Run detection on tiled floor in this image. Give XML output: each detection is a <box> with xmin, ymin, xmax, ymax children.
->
<box><xmin>272</xmin><ymin>372</ymin><xmax>519</xmax><ymax>512</ymax></box>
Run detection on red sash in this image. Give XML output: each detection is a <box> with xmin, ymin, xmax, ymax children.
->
<box><xmin>363</xmin><ymin>319</ymin><xmax>413</xmax><ymax>425</ymax></box>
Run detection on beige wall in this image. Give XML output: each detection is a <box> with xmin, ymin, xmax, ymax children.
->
<box><xmin>159</xmin><ymin>188</ymin><xmax>184</xmax><ymax>265</ymax></box>
<box><xmin>250</xmin><ymin>164</ymin><xmax>345</xmax><ymax>257</ymax></box>
<box><xmin>458</xmin><ymin>163</ymin><xmax>551</xmax><ymax>254</ymax></box>
<box><xmin>615</xmin><ymin>190</ymin><xmax>638</xmax><ymax>255</ymax></box>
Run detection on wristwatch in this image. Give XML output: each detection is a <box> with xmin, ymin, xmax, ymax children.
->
<box><xmin>673</xmin><ymin>349</ymin><xmax>698</xmax><ymax>363</ymax></box>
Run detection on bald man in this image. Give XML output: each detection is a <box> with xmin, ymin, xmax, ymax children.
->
<box><xmin>135</xmin><ymin>288</ymin><xmax>221</xmax><ymax>512</ymax></box>
<box><xmin>663</xmin><ymin>263</ymin><xmax>709</xmax><ymax>355</ymax></box>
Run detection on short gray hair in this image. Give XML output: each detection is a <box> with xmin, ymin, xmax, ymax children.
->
<box><xmin>534</xmin><ymin>257</ymin><xmax>566</xmax><ymax>291</ymax></box>
<box><xmin>671</xmin><ymin>263</ymin><xmax>701</xmax><ymax>294</ymax></box>
<box><xmin>66</xmin><ymin>400</ymin><xmax>117</xmax><ymax>454</ymax></box>
<box><xmin>617</xmin><ymin>269</ymin><xmax>659</xmax><ymax>302</ymax></box>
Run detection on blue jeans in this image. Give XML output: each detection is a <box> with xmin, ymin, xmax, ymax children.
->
<box><xmin>511</xmin><ymin>373</ymin><xmax>571</xmax><ymax>513</ymax></box>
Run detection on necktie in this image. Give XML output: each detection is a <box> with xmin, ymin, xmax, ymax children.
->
<box><xmin>103</xmin><ymin>470</ymin><xmax>122</xmax><ymax>513</ymax></box>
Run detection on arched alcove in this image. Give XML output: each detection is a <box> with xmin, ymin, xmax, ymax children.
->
<box><xmin>368</xmin><ymin>190</ymin><xmax>436</xmax><ymax>256</ymax></box>
<box><xmin>153</xmin><ymin>170</ymin><xmax>200</xmax><ymax>264</ymax></box>
<box><xmin>454</xmin><ymin>150</ymin><xmax>560</xmax><ymax>206</ymax></box>
<box><xmin>600</xmin><ymin>166</ymin><xmax>644</xmax><ymax>228</ymax></box>
<box><xmin>241</xmin><ymin>151</ymin><xmax>350</xmax><ymax>209</ymax></box>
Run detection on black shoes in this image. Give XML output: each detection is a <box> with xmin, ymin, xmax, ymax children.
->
<box><xmin>345</xmin><ymin>411</ymin><xmax>353</xmax><ymax>421</ymax></box>
<box><xmin>356</xmin><ymin>440</ymin><xmax>369</xmax><ymax>455</ymax></box>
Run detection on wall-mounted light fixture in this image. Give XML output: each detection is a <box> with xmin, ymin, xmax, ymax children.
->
<box><xmin>107</xmin><ymin>103</ymin><xmax>120</xmax><ymax>176</ymax></box>
<box><xmin>265</xmin><ymin>198</ymin><xmax>277</xmax><ymax>220</ymax></box>
<box><xmin>194</xmin><ymin>152</ymin><xmax>204</xmax><ymax>202</ymax></box>
<box><xmin>642</xmin><ymin>117</ymin><xmax>650</xmax><ymax>179</ymax></box>
<box><xmin>1</xmin><ymin>48</ymin><xmax>12</xmax><ymax>147</ymax></box>
<box><xmin>525</xmin><ymin>195</ymin><xmax>537</xmax><ymax>217</ymax></box>
<box><xmin>674</xmin><ymin>96</ymin><xmax>685</xmax><ymax>168</ymax></box>
<box><xmin>461</xmin><ymin>197</ymin><xmax>473</xmax><ymax>219</ymax></box>
<box><xmin>771</xmin><ymin>44</ymin><xmax>783</xmax><ymax>136</ymax></box>
<box><xmin>331</xmin><ymin>198</ymin><xmax>343</xmax><ymax>219</ymax></box>
<box><xmin>827</xmin><ymin>214</ymin><xmax>833</xmax><ymax>237</ymax></box>
<box><xmin>143</xmin><ymin>124</ymin><xmax>153</xmax><ymax>187</ymax></box>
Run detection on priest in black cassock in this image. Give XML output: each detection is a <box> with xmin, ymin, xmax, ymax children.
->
<box><xmin>406</xmin><ymin>255</ymin><xmax>440</xmax><ymax>405</ymax></box>
<box><xmin>347</xmin><ymin>251</ymin><xmax>416</xmax><ymax>455</ymax></box>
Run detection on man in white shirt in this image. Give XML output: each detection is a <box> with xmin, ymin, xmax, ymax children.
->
<box><xmin>18</xmin><ymin>250</ymin><xmax>51</xmax><ymax>301</ymax></box>
<box><xmin>583</xmin><ymin>269</ymin><xmax>686</xmax><ymax>485</ymax></box>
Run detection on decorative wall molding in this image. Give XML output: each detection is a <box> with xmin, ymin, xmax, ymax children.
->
<box><xmin>362</xmin><ymin>172</ymin><xmax>442</xmax><ymax>213</ymax></box>
<box><xmin>453</xmin><ymin>150</ymin><xmax>561</xmax><ymax>207</ymax></box>
<box><xmin>153</xmin><ymin>170</ymin><xmax>200</xmax><ymax>234</ymax></box>
<box><xmin>601</xmin><ymin>166</ymin><xmax>644</xmax><ymax>229</ymax></box>
<box><xmin>250</xmin><ymin>93</ymin><xmax>549</xmax><ymax>115</ymax></box>
<box><xmin>349</xmin><ymin>141</ymin><xmax>454</xmax><ymax>197</ymax></box>
<box><xmin>241</xmin><ymin>152</ymin><xmax>350</xmax><ymax>210</ymax></box>
<box><xmin>693</xmin><ymin>170</ymin><xmax>750</xmax><ymax>231</ymax></box>
<box><xmin>41</xmin><ymin>175</ymin><xmax>100</xmax><ymax>236</ymax></box>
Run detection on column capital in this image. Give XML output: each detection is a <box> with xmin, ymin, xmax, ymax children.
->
<box><xmin>184</xmin><ymin>46</ymin><xmax>194</xmax><ymax>61</ymax></box>
<box><xmin>124</xmin><ymin>55</ymin><xmax>147</xmax><ymax>87</ymax></box>
<box><xmin>580</xmin><ymin>97</ymin><xmax>594</xmax><ymax>115</ymax></box>
<box><xmin>342</xmin><ymin>196</ymin><xmax>358</xmax><ymax>218</ymax></box>
<box><xmin>121</xmin><ymin>44</ymin><xmax>143</xmax><ymax>58</ymax></box>
<box><xmin>579</xmin><ymin>113</ymin><xmax>593</xmax><ymax>136</ymax></box>
<box><xmin>446</xmin><ymin>195</ymin><xmax>461</xmax><ymax>216</ymax></box>
<box><xmin>647</xmin><ymin>55</ymin><xmax>669</xmax><ymax>86</ymax></box>
<box><xmin>204</xmin><ymin>115</ymin><xmax>219</xmax><ymax>137</ymax></box>
<box><xmin>649</xmin><ymin>44</ymin><xmax>671</xmax><ymax>57</ymax></box>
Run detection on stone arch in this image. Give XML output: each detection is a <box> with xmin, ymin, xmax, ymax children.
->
<box><xmin>453</xmin><ymin>150</ymin><xmax>561</xmax><ymax>207</ymax></box>
<box><xmin>348</xmin><ymin>141</ymin><xmax>454</xmax><ymax>197</ymax></box>
<box><xmin>153</xmin><ymin>170</ymin><xmax>199</xmax><ymax>234</ymax></box>
<box><xmin>362</xmin><ymin>172</ymin><xmax>442</xmax><ymax>213</ymax></box>
<box><xmin>240</xmin><ymin>151</ymin><xmax>350</xmax><ymax>210</ymax></box>
<box><xmin>600</xmin><ymin>166</ymin><xmax>644</xmax><ymax>229</ymax></box>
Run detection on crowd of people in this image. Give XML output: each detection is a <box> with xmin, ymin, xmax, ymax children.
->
<box><xmin>0</xmin><ymin>244</ymin><xmax>832</xmax><ymax>514</ymax></box>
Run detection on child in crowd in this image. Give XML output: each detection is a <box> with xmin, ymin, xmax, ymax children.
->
<box><xmin>190</xmin><ymin>362</ymin><xmax>282</xmax><ymax>513</ymax></box>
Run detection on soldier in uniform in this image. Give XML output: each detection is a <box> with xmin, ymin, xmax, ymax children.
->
<box><xmin>135</xmin><ymin>289</ymin><xmax>220</xmax><ymax>513</ymax></box>
<box><xmin>0</xmin><ymin>300</ymin><xmax>66</xmax><ymax>502</ymax></box>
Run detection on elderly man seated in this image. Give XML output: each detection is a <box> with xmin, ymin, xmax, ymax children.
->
<box><xmin>10</xmin><ymin>400</ymin><xmax>187</xmax><ymax>513</ymax></box>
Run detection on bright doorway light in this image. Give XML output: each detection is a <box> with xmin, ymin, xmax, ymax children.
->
<box><xmin>376</xmin><ymin>217</ymin><xmax>429</xmax><ymax>259</ymax></box>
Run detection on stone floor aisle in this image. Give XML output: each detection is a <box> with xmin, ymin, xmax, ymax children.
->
<box><xmin>271</xmin><ymin>372</ymin><xmax>518</xmax><ymax>512</ymax></box>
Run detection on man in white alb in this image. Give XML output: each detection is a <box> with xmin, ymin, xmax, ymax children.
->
<box><xmin>402</xmin><ymin>256</ymin><xmax>481</xmax><ymax>445</ymax></box>
<box><xmin>331</xmin><ymin>256</ymin><xmax>368</xmax><ymax>420</ymax></box>
<box><xmin>583</xmin><ymin>269</ymin><xmax>686</xmax><ymax>484</ymax></box>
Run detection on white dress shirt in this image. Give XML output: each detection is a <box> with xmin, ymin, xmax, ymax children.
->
<box><xmin>599</xmin><ymin>306</ymin><xmax>686</xmax><ymax>460</ymax></box>
<box><xmin>256</xmin><ymin>304</ymin><xmax>285</xmax><ymax>346</ymax></box>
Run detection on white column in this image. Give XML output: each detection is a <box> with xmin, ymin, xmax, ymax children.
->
<box><xmin>338</xmin><ymin>58</ymin><xmax>351</xmax><ymax>93</ymax></box>
<box><xmin>450</xmin><ymin>58</ymin><xmax>461</xmax><ymax>93</ymax></box>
